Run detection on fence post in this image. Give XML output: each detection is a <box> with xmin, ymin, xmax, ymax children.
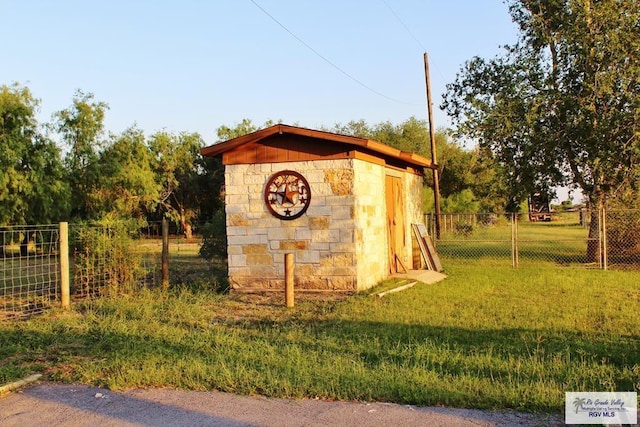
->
<box><xmin>514</xmin><ymin>213</ymin><xmax>519</xmax><ymax>267</ymax></box>
<box><xmin>601</xmin><ymin>207</ymin><xmax>608</xmax><ymax>270</ymax></box>
<box><xmin>510</xmin><ymin>213</ymin><xmax>515</xmax><ymax>268</ymax></box>
<box><xmin>162</xmin><ymin>218</ymin><xmax>169</xmax><ymax>288</ymax></box>
<box><xmin>285</xmin><ymin>253</ymin><xmax>294</xmax><ymax>308</ymax></box>
<box><xmin>424</xmin><ymin>214</ymin><xmax>430</xmax><ymax>237</ymax></box>
<box><xmin>59</xmin><ymin>222</ymin><xmax>70</xmax><ymax>309</ymax></box>
<box><xmin>597</xmin><ymin>209</ymin><xmax>603</xmax><ymax>269</ymax></box>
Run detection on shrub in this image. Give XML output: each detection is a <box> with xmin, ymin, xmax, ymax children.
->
<box><xmin>441</xmin><ymin>189</ymin><xmax>479</xmax><ymax>214</ymax></box>
<box><xmin>199</xmin><ymin>209</ymin><xmax>227</xmax><ymax>260</ymax></box>
<box><xmin>72</xmin><ymin>218</ymin><xmax>148</xmax><ymax>296</ymax></box>
<box><xmin>606</xmin><ymin>210</ymin><xmax>640</xmax><ymax>264</ymax></box>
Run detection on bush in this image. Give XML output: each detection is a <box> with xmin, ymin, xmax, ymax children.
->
<box><xmin>441</xmin><ymin>189</ymin><xmax>479</xmax><ymax>214</ymax></box>
<box><xmin>199</xmin><ymin>209</ymin><xmax>227</xmax><ymax>260</ymax></box>
<box><xmin>606</xmin><ymin>210</ymin><xmax>640</xmax><ymax>263</ymax></box>
<box><xmin>72</xmin><ymin>218</ymin><xmax>148</xmax><ymax>296</ymax></box>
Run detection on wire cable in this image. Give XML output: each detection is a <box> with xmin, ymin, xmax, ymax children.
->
<box><xmin>382</xmin><ymin>0</ymin><xmax>427</xmax><ymax>52</ymax></box>
<box><xmin>382</xmin><ymin>0</ymin><xmax>448</xmax><ymax>89</ymax></box>
<box><xmin>249</xmin><ymin>0</ymin><xmax>418</xmax><ymax>106</ymax></box>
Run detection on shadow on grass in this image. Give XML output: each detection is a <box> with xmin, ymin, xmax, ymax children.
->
<box><xmin>167</xmin><ymin>253</ymin><xmax>229</xmax><ymax>293</ymax></box>
<box><xmin>1</xmin><ymin>305</ymin><xmax>637</xmax><ymax>412</ymax></box>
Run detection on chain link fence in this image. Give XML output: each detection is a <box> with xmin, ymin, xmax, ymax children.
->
<box><xmin>604</xmin><ymin>209</ymin><xmax>640</xmax><ymax>268</ymax></box>
<box><xmin>426</xmin><ymin>209</ymin><xmax>639</xmax><ymax>269</ymax></box>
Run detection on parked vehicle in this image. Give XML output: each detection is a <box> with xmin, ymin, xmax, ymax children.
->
<box><xmin>528</xmin><ymin>193</ymin><xmax>552</xmax><ymax>222</ymax></box>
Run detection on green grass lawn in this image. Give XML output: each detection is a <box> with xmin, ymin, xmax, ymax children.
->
<box><xmin>0</xmin><ymin>252</ymin><xmax>638</xmax><ymax>413</ymax></box>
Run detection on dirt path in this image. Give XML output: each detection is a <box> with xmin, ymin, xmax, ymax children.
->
<box><xmin>0</xmin><ymin>383</ymin><xmax>562</xmax><ymax>426</ymax></box>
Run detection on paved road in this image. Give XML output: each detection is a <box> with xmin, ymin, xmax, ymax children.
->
<box><xmin>0</xmin><ymin>383</ymin><xmax>562</xmax><ymax>426</ymax></box>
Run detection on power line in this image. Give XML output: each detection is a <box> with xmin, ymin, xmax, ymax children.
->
<box><xmin>382</xmin><ymin>0</ymin><xmax>447</xmax><ymax>99</ymax></box>
<box><xmin>382</xmin><ymin>0</ymin><xmax>428</xmax><ymax>52</ymax></box>
<box><xmin>382</xmin><ymin>1</ymin><xmax>448</xmax><ymax>92</ymax></box>
<box><xmin>249</xmin><ymin>0</ymin><xmax>418</xmax><ymax>106</ymax></box>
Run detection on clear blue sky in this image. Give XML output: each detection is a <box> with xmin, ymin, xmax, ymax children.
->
<box><xmin>2</xmin><ymin>0</ymin><xmax>518</xmax><ymax>144</ymax></box>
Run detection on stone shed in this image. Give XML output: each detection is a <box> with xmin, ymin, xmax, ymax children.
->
<box><xmin>200</xmin><ymin>124</ymin><xmax>434</xmax><ymax>292</ymax></box>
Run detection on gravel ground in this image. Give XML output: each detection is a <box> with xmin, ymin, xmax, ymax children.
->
<box><xmin>0</xmin><ymin>383</ymin><xmax>563</xmax><ymax>426</ymax></box>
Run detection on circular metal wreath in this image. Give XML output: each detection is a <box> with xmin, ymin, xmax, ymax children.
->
<box><xmin>263</xmin><ymin>170</ymin><xmax>311</xmax><ymax>220</ymax></box>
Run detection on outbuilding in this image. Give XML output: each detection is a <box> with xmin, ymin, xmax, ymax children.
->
<box><xmin>201</xmin><ymin>124</ymin><xmax>434</xmax><ymax>292</ymax></box>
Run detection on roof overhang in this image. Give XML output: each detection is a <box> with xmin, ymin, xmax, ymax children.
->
<box><xmin>201</xmin><ymin>124</ymin><xmax>435</xmax><ymax>169</ymax></box>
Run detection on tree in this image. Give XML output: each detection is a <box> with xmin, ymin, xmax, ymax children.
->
<box><xmin>443</xmin><ymin>0</ymin><xmax>640</xmax><ymax>259</ymax></box>
<box><xmin>331</xmin><ymin>117</ymin><xmax>507</xmax><ymax>212</ymax></box>
<box><xmin>331</xmin><ymin>119</ymin><xmax>373</xmax><ymax>140</ymax></box>
<box><xmin>53</xmin><ymin>90</ymin><xmax>108</xmax><ymax>219</ymax></box>
<box><xmin>216</xmin><ymin>118</ymin><xmax>278</xmax><ymax>142</ymax></box>
<box><xmin>22</xmin><ymin>135</ymin><xmax>71</xmax><ymax>224</ymax></box>
<box><xmin>149</xmin><ymin>130</ymin><xmax>204</xmax><ymax>238</ymax></box>
<box><xmin>331</xmin><ymin>117</ymin><xmax>431</xmax><ymax>157</ymax></box>
<box><xmin>0</xmin><ymin>83</ymin><xmax>69</xmax><ymax>226</ymax></box>
<box><xmin>441</xmin><ymin>189</ymin><xmax>479</xmax><ymax>214</ymax></box>
<box><xmin>92</xmin><ymin>126</ymin><xmax>160</xmax><ymax>220</ymax></box>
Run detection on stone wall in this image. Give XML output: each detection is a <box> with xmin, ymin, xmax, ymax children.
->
<box><xmin>225</xmin><ymin>160</ymin><xmax>358</xmax><ymax>292</ymax></box>
<box><xmin>352</xmin><ymin>159</ymin><xmax>388</xmax><ymax>290</ymax></box>
<box><xmin>224</xmin><ymin>159</ymin><xmax>424</xmax><ymax>292</ymax></box>
<box><xmin>405</xmin><ymin>171</ymin><xmax>426</xmax><ymax>269</ymax></box>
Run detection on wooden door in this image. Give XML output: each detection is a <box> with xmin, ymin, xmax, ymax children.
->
<box><xmin>385</xmin><ymin>175</ymin><xmax>406</xmax><ymax>274</ymax></box>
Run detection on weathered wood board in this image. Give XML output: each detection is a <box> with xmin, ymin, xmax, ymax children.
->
<box><xmin>412</xmin><ymin>223</ymin><xmax>443</xmax><ymax>272</ymax></box>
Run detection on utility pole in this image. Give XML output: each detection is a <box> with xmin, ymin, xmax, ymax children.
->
<box><xmin>424</xmin><ymin>52</ymin><xmax>442</xmax><ymax>239</ymax></box>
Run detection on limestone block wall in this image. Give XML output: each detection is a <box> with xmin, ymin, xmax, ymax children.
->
<box><xmin>224</xmin><ymin>158</ymin><xmax>424</xmax><ymax>292</ymax></box>
<box><xmin>224</xmin><ymin>160</ymin><xmax>358</xmax><ymax>292</ymax></box>
<box><xmin>352</xmin><ymin>159</ymin><xmax>388</xmax><ymax>291</ymax></box>
<box><xmin>405</xmin><ymin>171</ymin><xmax>426</xmax><ymax>269</ymax></box>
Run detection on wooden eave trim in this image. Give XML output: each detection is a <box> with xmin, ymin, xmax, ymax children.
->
<box><xmin>384</xmin><ymin>162</ymin><xmax>425</xmax><ymax>176</ymax></box>
<box><xmin>281</xmin><ymin>129</ymin><xmax>432</xmax><ymax>168</ymax></box>
<box><xmin>351</xmin><ymin>150</ymin><xmax>425</xmax><ymax>176</ymax></box>
<box><xmin>201</xmin><ymin>123</ymin><xmax>434</xmax><ymax>170</ymax></box>
<box><xmin>399</xmin><ymin>151</ymin><xmax>433</xmax><ymax>168</ymax></box>
<box><xmin>363</xmin><ymin>139</ymin><xmax>401</xmax><ymax>158</ymax></box>
<box><xmin>277</xmin><ymin>125</ymin><xmax>361</xmax><ymax>144</ymax></box>
<box><xmin>200</xmin><ymin>126</ymin><xmax>281</xmax><ymax>157</ymax></box>
<box><xmin>387</xmin><ymin>164</ymin><xmax>425</xmax><ymax>176</ymax></box>
<box><xmin>351</xmin><ymin>150</ymin><xmax>386</xmax><ymax>167</ymax></box>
